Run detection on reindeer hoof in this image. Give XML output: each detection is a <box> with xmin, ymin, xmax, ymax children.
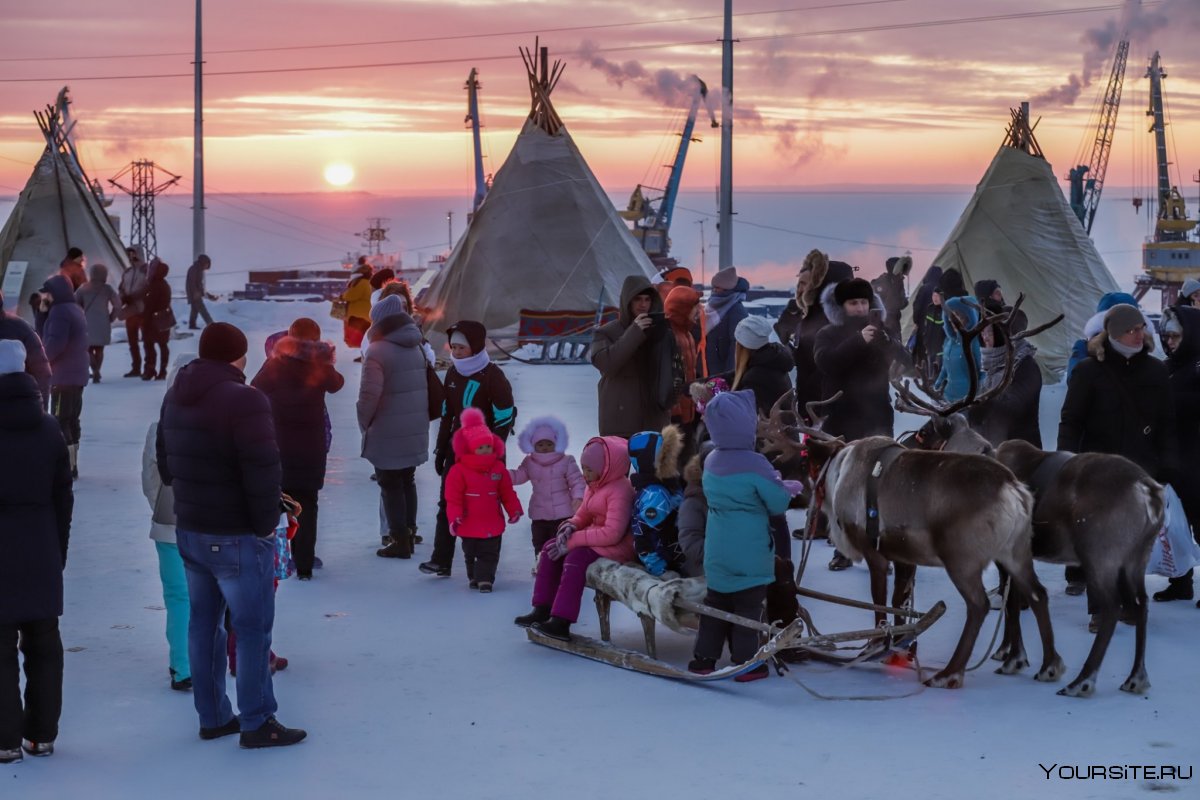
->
<box><xmin>1119</xmin><ymin>671</ymin><xmax>1150</xmax><ymax>695</ymax></box>
<box><xmin>1035</xmin><ymin>655</ymin><xmax>1065</xmax><ymax>683</ymax></box>
<box><xmin>995</xmin><ymin>656</ymin><xmax>1029</xmax><ymax>675</ymax></box>
<box><xmin>991</xmin><ymin>645</ymin><xmax>1010</xmax><ymax>663</ymax></box>
<box><xmin>924</xmin><ymin>671</ymin><xmax>964</xmax><ymax>689</ymax></box>
<box><xmin>1058</xmin><ymin>678</ymin><xmax>1095</xmax><ymax>698</ymax></box>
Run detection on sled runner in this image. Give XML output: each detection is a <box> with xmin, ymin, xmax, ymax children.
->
<box><xmin>525</xmin><ymin>558</ymin><xmax>947</xmax><ymax>682</ymax></box>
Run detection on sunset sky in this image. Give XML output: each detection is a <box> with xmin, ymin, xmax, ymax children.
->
<box><xmin>2</xmin><ymin>0</ymin><xmax>1199</xmax><ymax>198</ymax></box>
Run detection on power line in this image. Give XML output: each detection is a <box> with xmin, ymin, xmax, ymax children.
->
<box><xmin>0</xmin><ymin>1</ymin><xmax>910</xmax><ymax>63</ymax></box>
<box><xmin>0</xmin><ymin>3</ymin><xmax>1147</xmax><ymax>84</ymax></box>
<box><xmin>158</xmin><ymin>195</ymin><xmax>348</xmax><ymax>254</ymax></box>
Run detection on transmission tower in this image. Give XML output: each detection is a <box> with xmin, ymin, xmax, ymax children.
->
<box><xmin>108</xmin><ymin>160</ymin><xmax>181</xmax><ymax>261</ymax></box>
<box><xmin>356</xmin><ymin>217</ymin><xmax>390</xmax><ymax>256</ymax></box>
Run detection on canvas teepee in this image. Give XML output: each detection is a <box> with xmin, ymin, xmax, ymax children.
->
<box><xmin>909</xmin><ymin>107</ymin><xmax>1122</xmax><ymax>381</ymax></box>
<box><xmin>0</xmin><ymin>88</ymin><xmax>128</xmax><ymax>318</ymax></box>
<box><xmin>421</xmin><ymin>46</ymin><xmax>656</xmax><ymax>336</ymax></box>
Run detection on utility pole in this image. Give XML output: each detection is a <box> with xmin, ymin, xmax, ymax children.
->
<box><xmin>109</xmin><ymin>160</ymin><xmax>181</xmax><ymax>261</ymax></box>
<box><xmin>717</xmin><ymin>0</ymin><xmax>734</xmax><ymax>270</ymax></box>
<box><xmin>192</xmin><ymin>0</ymin><xmax>205</xmax><ymax>259</ymax></box>
<box><xmin>447</xmin><ymin>210</ymin><xmax>453</xmax><ymax>251</ymax></box>
<box><xmin>696</xmin><ymin>219</ymin><xmax>707</xmax><ymax>285</ymax></box>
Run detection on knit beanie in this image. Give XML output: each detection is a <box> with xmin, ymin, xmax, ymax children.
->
<box><xmin>1182</xmin><ymin>278</ymin><xmax>1200</xmax><ymax>300</ymax></box>
<box><xmin>834</xmin><ymin>278</ymin><xmax>873</xmax><ymax>306</ymax></box>
<box><xmin>458</xmin><ymin>407</ymin><xmax>495</xmax><ymax>453</ymax></box>
<box><xmin>711</xmin><ymin>267</ymin><xmax>738</xmax><ymax>292</ymax></box>
<box><xmin>939</xmin><ymin>268</ymin><xmax>968</xmax><ymax>298</ymax></box>
<box><xmin>370</xmin><ymin>294</ymin><xmax>408</xmax><ymax>324</ymax></box>
<box><xmin>734</xmin><ymin>315</ymin><xmax>773</xmax><ymax>350</ymax></box>
<box><xmin>1104</xmin><ymin>304</ymin><xmax>1145</xmax><ymax>338</ymax></box>
<box><xmin>1161</xmin><ymin>310</ymin><xmax>1183</xmax><ymax>337</ymax></box>
<box><xmin>446</xmin><ymin>320</ymin><xmax>487</xmax><ymax>355</ymax></box>
<box><xmin>580</xmin><ymin>439</ymin><xmax>608</xmax><ymax>477</ymax></box>
<box><xmin>0</xmin><ymin>339</ymin><xmax>26</xmax><ymax>375</ymax></box>
<box><xmin>198</xmin><ymin>322</ymin><xmax>248</xmax><ymax>363</ymax></box>
<box><xmin>974</xmin><ymin>279</ymin><xmax>1000</xmax><ymax>300</ymax></box>
<box><xmin>288</xmin><ymin>317</ymin><xmax>321</xmax><ymax>341</ymax></box>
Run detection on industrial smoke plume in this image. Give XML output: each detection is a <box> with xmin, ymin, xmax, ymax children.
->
<box><xmin>1035</xmin><ymin>0</ymin><xmax>1198</xmax><ymax>107</ymax></box>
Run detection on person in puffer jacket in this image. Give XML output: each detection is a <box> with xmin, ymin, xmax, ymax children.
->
<box><xmin>514</xmin><ymin>436</ymin><xmax>635</xmax><ymax>641</ymax></box>
<box><xmin>676</xmin><ymin>444</ymin><xmax>713</xmax><ymax>579</ymax></box>
<box><xmin>628</xmin><ymin>426</ymin><xmax>685</xmax><ymax>576</ymax></box>
<box><xmin>689</xmin><ymin>390</ymin><xmax>801</xmax><ymax>681</ymax></box>
<box><xmin>934</xmin><ymin>295</ymin><xmax>983</xmax><ymax>402</ymax></box>
<box><xmin>510</xmin><ymin>415</ymin><xmax>585</xmax><ymax>559</ymax></box>
<box><xmin>445</xmin><ymin>408</ymin><xmax>522</xmax><ymax>592</ymax></box>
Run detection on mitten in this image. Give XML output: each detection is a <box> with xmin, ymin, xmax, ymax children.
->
<box><xmin>507</xmin><ymin>513</ymin><xmax>522</xmax><ymax>524</ymax></box>
<box><xmin>554</xmin><ymin>527</ymin><xmax>573</xmax><ymax>555</ymax></box>
<box><xmin>556</xmin><ymin>521</ymin><xmax>577</xmax><ymax>537</ymax></box>
<box><xmin>641</xmin><ymin>552</ymin><xmax>667</xmax><ymax>576</ymax></box>
<box><xmin>782</xmin><ymin>480</ymin><xmax>806</xmax><ymax>497</ymax></box>
<box><xmin>450</xmin><ymin>518</ymin><xmax>463</xmax><ymax>536</ymax></box>
<box><xmin>545</xmin><ymin>538</ymin><xmax>566</xmax><ymax>561</ymax></box>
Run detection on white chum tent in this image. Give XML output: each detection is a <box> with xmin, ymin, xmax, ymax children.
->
<box><xmin>421</xmin><ymin>49</ymin><xmax>656</xmax><ymax>336</ymax></box>
<box><xmin>0</xmin><ymin>88</ymin><xmax>128</xmax><ymax>319</ymax></box>
<box><xmin>914</xmin><ymin>110</ymin><xmax>1122</xmax><ymax>381</ymax></box>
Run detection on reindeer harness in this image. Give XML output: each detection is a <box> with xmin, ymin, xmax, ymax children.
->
<box><xmin>865</xmin><ymin>443</ymin><xmax>906</xmax><ymax>548</ymax></box>
<box><xmin>1027</xmin><ymin>451</ymin><xmax>1075</xmax><ymax>520</ymax></box>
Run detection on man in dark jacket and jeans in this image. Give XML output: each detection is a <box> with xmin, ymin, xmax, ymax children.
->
<box><xmin>157</xmin><ymin>322</ymin><xmax>305</xmax><ymax>749</ymax></box>
<box><xmin>0</xmin><ymin>340</ymin><xmax>72</xmax><ymax>763</ymax></box>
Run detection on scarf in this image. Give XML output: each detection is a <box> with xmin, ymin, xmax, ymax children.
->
<box><xmin>705</xmin><ymin>290</ymin><xmax>747</xmax><ymax>332</ymax></box>
<box><xmin>1110</xmin><ymin>337</ymin><xmax>1143</xmax><ymax>360</ymax></box>
<box><xmin>451</xmin><ymin>349</ymin><xmax>491</xmax><ymax>377</ymax></box>
<box><xmin>979</xmin><ymin>340</ymin><xmax>1036</xmax><ymax>393</ymax></box>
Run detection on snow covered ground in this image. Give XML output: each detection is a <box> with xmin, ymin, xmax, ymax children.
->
<box><xmin>7</xmin><ymin>300</ymin><xmax>1197</xmax><ymax>799</ymax></box>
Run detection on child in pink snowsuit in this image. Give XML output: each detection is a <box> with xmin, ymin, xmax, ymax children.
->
<box><xmin>513</xmin><ymin>436</ymin><xmax>634</xmax><ymax>640</ymax></box>
<box><xmin>445</xmin><ymin>407</ymin><xmax>523</xmax><ymax>592</ymax></box>
<box><xmin>510</xmin><ymin>415</ymin><xmax>586</xmax><ymax>557</ymax></box>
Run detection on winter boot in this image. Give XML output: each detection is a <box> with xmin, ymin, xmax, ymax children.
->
<box><xmin>124</xmin><ymin>367</ymin><xmax>141</xmax><ymax>378</ymax></box>
<box><xmin>514</xmin><ymin>606</ymin><xmax>551</xmax><ymax>628</ymax></box>
<box><xmin>411</xmin><ymin>526</ymin><xmax>423</xmax><ymax>545</ymax></box>
<box><xmin>418</xmin><ymin>560</ymin><xmax>451</xmax><ymax>577</ymax></box>
<box><xmin>269</xmin><ymin>652</ymin><xmax>288</xmax><ymax>673</ymax></box>
<box><xmin>376</xmin><ymin>533</ymin><xmax>412</xmax><ymax>559</ymax></box>
<box><xmin>199</xmin><ymin>717</ymin><xmax>240</xmax><ymax>741</ymax></box>
<box><xmin>170</xmin><ymin>668</ymin><xmax>192</xmax><ymax>691</ymax></box>
<box><xmin>1153</xmin><ymin>574</ymin><xmax>1194</xmax><ymax>602</ymax></box>
<box><xmin>68</xmin><ymin>444</ymin><xmax>79</xmax><ymax>480</ymax></box>
<box><xmin>0</xmin><ymin>746</ymin><xmax>21</xmax><ymax>764</ymax></box>
<box><xmin>531</xmin><ymin>616</ymin><xmax>572</xmax><ymax>642</ymax></box>
<box><xmin>1065</xmin><ymin>581</ymin><xmax>1086</xmax><ymax>596</ymax></box>
<box><xmin>21</xmin><ymin>740</ymin><xmax>53</xmax><ymax>757</ymax></box>
<box><xmin>827</xmin><ymin>552</ymin><xmax>852</xmax><ymax>571</ymax></box>
<box><xmin>734</xmin><ymin>664</ymin><xmax>770</xmax><ymax>683</ymax></box>
<box><xmin>688</xmin><ymin>657</ymin><xmax>716</xmax><ymax>675</ymax></box>
<box><xmin>239</xmin><ymin>717</ymin><xmax>307</xmax><ymax>749</ymax></box>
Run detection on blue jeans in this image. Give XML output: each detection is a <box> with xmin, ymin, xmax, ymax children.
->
<box><xmin>176</xmin><ymin>530</ymin><xmax>277</xmax><ymax>732</ymax></box>
<box><xmin>154</xmin><ymin>541</ymin><xmax>191</xmax><ymax>681</ymax></box>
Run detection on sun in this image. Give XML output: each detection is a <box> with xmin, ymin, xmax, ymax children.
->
<box><xmin>323</xmin><ymin>162</ymin><xmax>355</xmax><ymax>187</ymax></box>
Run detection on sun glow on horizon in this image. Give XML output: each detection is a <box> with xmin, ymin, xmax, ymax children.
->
<box><xmin>323</xmin><ymin>162</ymin><xmax>355</xmax><ymax>187</ymax></box>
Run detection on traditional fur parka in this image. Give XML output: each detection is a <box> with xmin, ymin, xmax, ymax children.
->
<box><xmin>628</xmin><ymin>425</ymin><xmax>685</xmax><ymax>575</ymax></box>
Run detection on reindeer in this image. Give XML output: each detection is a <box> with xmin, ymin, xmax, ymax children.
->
<box><xmin>995</xmin><ymin>441</ymin><xmax>1163</xmax><ymax>697</ymax></box>
<box><xmin>891</xmin><ymin>294</ymin><xmax>1063</xmax><ymax>456</ymax></box>
<box><xmin>796</xmin><ymin>404</ymin><xmax>1063</xmax><ymax>689</ymax></box>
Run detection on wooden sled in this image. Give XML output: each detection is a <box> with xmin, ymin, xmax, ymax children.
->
<box><xmin>525</xmin><ymin>559</ymin><xmax>947</xmax><ymax>681</ymax></box>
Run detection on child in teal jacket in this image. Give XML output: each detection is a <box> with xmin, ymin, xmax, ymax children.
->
<box><xmin>689</xmin><ymin>390</ymin><xmax>800</xmax><ymax>681</ymax></box>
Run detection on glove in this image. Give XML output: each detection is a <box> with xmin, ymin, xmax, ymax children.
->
<box><xmin>554</xmin><ymin>526</ymin><xmax>573</xmax><ymax>555</ymax></box>
<box><xmin>556</xmin><ymin>521</ymin><xmax>577</xmax><ymax>537</ymax></box>
<box><xmin>782</xmin><ymin>480</ymin><xmax>806</xmax><ymax>497</ymax></box>
<box><xmin>450</xmin><ymin>518</ymin><xmax>463</xmax><ymax>536</ymax></box>
<box><xmin>434</xmin><ymin>451</ymin><xmax>447</xmax><ymax>477</ymax></box>
<box><xmin>545</xmin><ymin>537</ymin><xmax>566</xmax><ymax>561</ymax></box>
<box><xmin>641</xmin><ymin>552</ymin><xmax>667</xmax><ymax>576</ymax></box>
<box><xmin>507</xmin><ymin>513</ymin><xmax>522</xmax><ymax>524</ymax></box>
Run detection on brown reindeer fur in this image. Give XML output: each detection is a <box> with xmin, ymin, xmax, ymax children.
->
<box><xmin>996</xmin><ymin>440</ymin><xmax>1163</xmax><ymax>697</ymax></box>
<box><xmin>810</xmin><ymin>435</ymin><xmax>1062</xmax><ymax>688</ymax></box>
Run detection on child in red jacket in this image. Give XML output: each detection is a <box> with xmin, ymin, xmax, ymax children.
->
<box><xmin>446</xmin><ymin>408</ymin><xmax>523</xmax><ymax>592</ymax></box>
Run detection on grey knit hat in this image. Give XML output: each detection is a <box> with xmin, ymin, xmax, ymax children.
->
<box><xmin>734</xmin><ymin>315</ymin><xmax>773</xmax><ymax>350</ymax></box>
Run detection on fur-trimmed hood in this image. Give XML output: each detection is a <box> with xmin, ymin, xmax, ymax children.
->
<box><xmin>628</xmin><ymin>424</ymin><xmax>682</xmax><ymax>483</ymax></box>
<box><xmin>1086</xmin><ymin>327</ymin><xmax>1156</xmax><ymax>361</ymax></box>
<box><xmin>819</xmin><ymin>281</ymin><xmax>887</xmax><ymax>327</ymax></box>
<box><xmin>517</xmin><ymin>415</ymin><xmax>569</xmax><ymax>455</ymax></box>
<box><xmin>270</xmin><ymin>335</ymin><xmax>335</xmax><ymax>366</ymax></box>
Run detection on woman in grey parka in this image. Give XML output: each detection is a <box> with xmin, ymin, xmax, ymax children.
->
<box><xmin>74</xmin><ymin>264</ymin><xmax>119</xmax><ymax>383</ymax></box>
<box><xmin>357</xmin><ymin>295</ymin><xmax>431</xmax><ymax>559</ymax></box>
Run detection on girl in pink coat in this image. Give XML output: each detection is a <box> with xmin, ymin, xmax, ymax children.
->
<box><xmin>510</xmin><ymin>415</ymin><xmax>586</xmax><ymax>559</ymax></box>
<box><xmin>513</xmin><ymin>436</ymin><xmax>634</xmax><ymax>640</ymax></box>
<box><xmin>445</xmin><ymin>408</ymin><xmax>523</xmax><ymax>592</ymax></box>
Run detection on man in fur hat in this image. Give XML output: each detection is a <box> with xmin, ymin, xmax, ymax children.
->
<box><xmin>813</xmin><ymin>277</ymin><xmax>911</xmax><ymax>571</ymax></box>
